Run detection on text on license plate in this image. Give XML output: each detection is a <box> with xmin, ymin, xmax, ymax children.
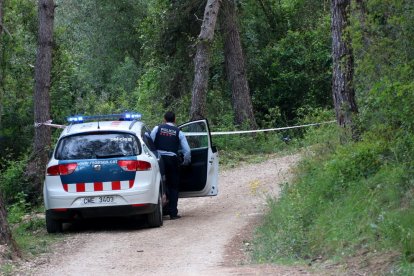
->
<box><xmin>82</xmin><ymin>196</ymin><xmax>115</xmax><ymax>205</ymax></box>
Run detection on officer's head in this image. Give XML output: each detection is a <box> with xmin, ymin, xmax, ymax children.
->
<box><xmin>164</xmin><ymin>111</ymin><xmax>176</xmax><ymax>123</ymax></box>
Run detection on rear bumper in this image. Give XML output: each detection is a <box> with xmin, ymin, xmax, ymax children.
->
<box><xmin>48</xmin><ymin>204</ymin><xmax>157</xmax><ymax>221</ymax></box>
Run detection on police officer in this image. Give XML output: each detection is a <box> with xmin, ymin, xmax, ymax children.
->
<box><xmin>151</xmin><ymin>111</ymin><xmax>191</xmax><ymax>220</ymax></box>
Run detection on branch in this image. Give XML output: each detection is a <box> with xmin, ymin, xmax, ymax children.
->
<box><xmin>194</xmin><ymin>13</ymin><xmax>203</xmax><ymax>22</ymax></box>
<box><xmin>0</xmin><ymin>23</ymin><xmax>12</xmax><ymax>38</ymax></box>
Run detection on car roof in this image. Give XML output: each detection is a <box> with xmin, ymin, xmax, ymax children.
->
<box><xmin>60</xmin><ymin>120</ymin><xmax>145</xmax><ymax>138</ymax></box>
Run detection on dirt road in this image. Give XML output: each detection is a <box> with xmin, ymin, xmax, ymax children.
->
<box><xmin>22</xmin><ymin>154</ymin><xmax>316</xmax><ymax>275</ymax></box>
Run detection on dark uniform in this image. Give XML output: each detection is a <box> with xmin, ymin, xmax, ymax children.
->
<box><xmin>151</xmin><ymin>122</ymin><xmax>191</xmax><ymax>219</ymax></box>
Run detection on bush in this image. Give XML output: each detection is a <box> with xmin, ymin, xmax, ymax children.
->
<box><xmin>0</xmin><ymin>154</ymin><xmax>29</xmax><ymax>205</ymax></box>
<box><xmin>253</xmin><ymin>128</ymin><xmax>414</xmax><ymax>270</ymax></box>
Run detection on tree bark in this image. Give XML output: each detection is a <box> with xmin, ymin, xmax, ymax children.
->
<box><xmin>0</xmin><ymin>193</ymin><xmax>21</xmax><ymax>261</ymax></box>
<box><xmin>331</xmin><ymin>0</ymin><xmax>358</xmax><ymax>140</ymax></box>
<box><xmin>220</xmin><ymin>0</ymin><xmax>257</xmax><ymax>129</ymax></box>
<box><xmin>26</xmin><ymin>0</ymin><xmax>55</xmax><ymax>197</ymax></box>
<box><xmin>190</xmin><ymin>0</ymin><xmax>221</xmax><ymax>121</ymax></box>
<box><xmin>0</xmin><ymin>0</ymin><xmax>4</xmax><ymax>127</ymax></box>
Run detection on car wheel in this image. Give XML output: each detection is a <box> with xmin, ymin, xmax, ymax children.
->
<box><xmin>147</xmin><ymin>192</ymin><xmax>163</xmax><ymax>227</ymax></box>
<box><xmin>46</xmin><ymin>210</ymin><xmax>63</xmax><ymax>233</ymax></box>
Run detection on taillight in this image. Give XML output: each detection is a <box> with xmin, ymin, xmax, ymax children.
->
<box><xmin>118</xmin><ymin>160</ymin><xmax>151</xmax><ymax>171</ymax></box>
<box><xmin>47</xmin><ymin>163</ymin><xmax>77</xmax><ymax>176</ymax></box>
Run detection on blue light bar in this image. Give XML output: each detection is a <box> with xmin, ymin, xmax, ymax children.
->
<box><xmin>66</xmin><ymin>112</ymin><xmax>142</xmax><ymax>123</ymax></box>
<box><xmin>67</xmin><ymin>116</ymin><xmax>84</xmax><ymax>123</ymax></box>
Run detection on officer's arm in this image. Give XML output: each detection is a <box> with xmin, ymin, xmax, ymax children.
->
<box><xmin>150</xmin><ymin>126</ymin><xmax>158</xmax><ymax>142</ymax></box>
<box><xmin>179</xmin><ymin>132</ymin><xmax>191</xmax><ymax>165</ymax></box>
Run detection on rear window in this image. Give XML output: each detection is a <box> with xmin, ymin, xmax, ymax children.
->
<box><xmin>55</xmin><ymin>132</ymin><xmax>140</xmax><ymax>160</ymax></box>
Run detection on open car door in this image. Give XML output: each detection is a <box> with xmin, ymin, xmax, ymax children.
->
<box><xmin>178</xmin><ymin>119</ymin><xmax>218</xmax><ymax>197</ymax></box>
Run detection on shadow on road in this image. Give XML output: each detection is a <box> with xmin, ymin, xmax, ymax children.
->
<box><xmin>62</xmin><ymin>216</ymin><xmax>150</xmax><ymax>233</ymax></box>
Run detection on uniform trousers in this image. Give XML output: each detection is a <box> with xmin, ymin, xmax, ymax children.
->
<box><xmin>161</xmin><ymin>155</ymin><xmax>180</xmax><ymax>217</ymax></box>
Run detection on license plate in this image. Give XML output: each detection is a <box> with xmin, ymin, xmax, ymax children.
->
<box><xmin>82</xmin><ymin>196</ymin><xmax>115</xmax><ymax>205</ymax></box>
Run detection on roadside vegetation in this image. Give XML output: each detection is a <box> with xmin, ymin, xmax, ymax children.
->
<box><xmin>254</xmin><ymin>123</ymin><xmax>414</xmax><ymax>274</ymax></box>
<box><xmin>253</xmin><ymin>1</ymin><xmax>414</xmax><ymax>273</ymax></box>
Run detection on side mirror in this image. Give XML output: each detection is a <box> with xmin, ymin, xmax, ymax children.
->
<box><xmin>211</xmin><ymin>145</ymin><xmax>218</xmax><ymax>153</ymax></box>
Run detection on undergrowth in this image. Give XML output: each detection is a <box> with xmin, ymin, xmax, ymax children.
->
<box><xmin>253</xmin><ymin>125</ymin><xmax>414</xmax><ymax>274</ymax></box>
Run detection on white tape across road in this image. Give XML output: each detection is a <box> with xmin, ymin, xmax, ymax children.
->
<box><xmin>209</xmin><ymin>120</ymin><xmax>336</xmax><ymax>136</ymax></box>
<box><xmin>35</xmin><ymin>120</ymin><xmax>337</xmax><ymax>135</ymax></box>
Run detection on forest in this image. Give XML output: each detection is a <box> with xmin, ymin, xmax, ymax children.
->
<box><xmin>0</xmin><ymin>0</ymin><xmax>414</xmax><ymax>274</ymax></box>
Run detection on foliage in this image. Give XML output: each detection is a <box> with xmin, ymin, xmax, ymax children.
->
<box><xmin>2</xmin><ymin>0</ymin><xmax>413</xmax><ymax>272</ymax></box>
<box><xmin>0</xmin><ymin>0</ymin><xmax>37</xmax><ymax>160</ymax></box>
<box><xmin>0</xmin><ymin>154</ymin><xmax>29</xmax><ymax>205</ymax></box>
<box><xmin>253</xmin><ymin>1</ymin><xmax>414</xmax><ymax>270</ymax></box>
<box><xmin>240</xmin><ymin>0</ymin><xmax>332</xmax><ymax>124</ymax></box>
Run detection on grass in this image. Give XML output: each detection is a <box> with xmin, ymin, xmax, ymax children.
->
<box><xmin>2</xmin><ymin>200</ymin><xmax>64</xmax><ymax>275</ymax></box>
<box><xmin>12</xmin><ymin>214</ymin><xmax>62</xmax><ymax>257</ymax></box>
<box><xmin>1</xmin><ymin>208</ymin><xmax>63</xmax><ymax>275</ymax></box>
<box><xmin>252</xmin><ymin>125</ymin><xmax>414</xmax><ymax>274</ymax></box>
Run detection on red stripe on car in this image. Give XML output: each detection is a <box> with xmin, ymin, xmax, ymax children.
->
<box><xmin>76</xmin><ymin>183</ymin><xmax>85</xmax><ymax>192</ymax></box>
<box><xmin>112</xmin><ymin>181</ymin><xmax>121</xmax><ymax>190</ymax></box>
<box><xmin>62</xmin><ymin>180</ymin><xmax>133</xmax><ymax>192</ymax></box>
<box><xmin>94</xmin><ymin>182</ymin><xmax>103</xmax><ymax>191</ymax></box>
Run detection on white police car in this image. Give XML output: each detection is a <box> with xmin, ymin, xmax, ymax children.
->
<box><xmin>43</xmin><ymin>113</ymin><xmax>219</xmax><ymax>233</ymax></box>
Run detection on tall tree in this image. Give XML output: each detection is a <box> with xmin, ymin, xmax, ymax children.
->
<box><xmin>331</xmin><ymin>0</ymin><xmax>358</xmax><ymax>139</ymax></box>
<box><xmin>26</xmin><ymin>0</ymin><xmax>55</xmax><ymax>196</ymax></box>
<box><xmin>0</xmin><ymin>193</ymin><xmax>20</xmax><ymax>261</ymax></box>
<box><xmin>0</xmin><ymin>0</ymin><xmax>4</xmax><ymax>128</ymax></box>
<box><xmin>0</xmin><ymin>0</ymin><xmax>20</xmax><ymax>261</ymax></box>
<box><xmin>190</xmin><ymin>0</ymin><xmax>221</xmax><ymax>120</ymax></box>
<box><xmin>220</xmin><ymin>0</ymin><xmax>257</xmax><ymax>129</ymax></box>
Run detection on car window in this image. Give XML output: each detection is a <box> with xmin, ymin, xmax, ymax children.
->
<box><xmin>55</xmin><ymin>132</ymin><xmax>140</xmax><ymax>160</ymax></box>
<box><xmin>141</xmin><ymin>130</ymin><xmax>157</xmax><ymax>152</ymax></box>
<box><xmin>180</xmin><ymin>122</ymin><xmax>209</xmax><ymax>149</ymax></box>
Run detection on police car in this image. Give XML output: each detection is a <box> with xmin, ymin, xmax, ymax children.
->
<box><xmin>43</xmin><ymin>113</ymin><xmax>219</xmax><ymax>233</ymax></box>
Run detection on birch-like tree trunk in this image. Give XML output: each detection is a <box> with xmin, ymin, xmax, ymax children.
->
<box><xmin>190</xmin><ymin>0</ymin><xmax>221</xmax><ymax>121</ymax></box>
<box><xmin>220</xmin><ymin>0</ymin><xmax>257</xmax><ymax>129</ymax></box>
<box><xmin>331</xmin><ymin>0</ymin><xmax>358</xmax><ymax>140</ymax></box>
<box><xmin>26</xmin><ymin>0</ymin><xmax>55</xmax><ymax>195</ymax></box>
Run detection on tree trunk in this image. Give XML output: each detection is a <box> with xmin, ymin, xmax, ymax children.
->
<box><xmin>26</xmin><ymin>0</ymin><xmax>55</xmax><ymax>197</ymax></box>
<box><xmin>220</xmin><ymin>0</ymin><xmax>257</xmax><ymax>129</ymax></box>
<box><xmin>0</xmin><ymin>193</ymin><xmax>21</xmax><ymax>261</ymax></box>
<box><xmin>190</xmin><ymin>0</ymin><xmax>221</xmax><ymax>121</ymax></box>
<box><xmin>331</xmin><ymin>0</ymin><xmax>358</xmax><ymax>140</ymax></box>
<box><xmin>0</xmin><ymin>0</ymin><xmax>4</xmax><ymax>128</ymax></box>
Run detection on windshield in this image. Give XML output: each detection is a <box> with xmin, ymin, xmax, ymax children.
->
<box><xmin>55</xmin><ymin>132</ymin><xmax>140</xmax><ymax>160</ymax></box>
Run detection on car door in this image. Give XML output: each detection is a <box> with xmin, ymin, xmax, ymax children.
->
<box><xmin>178</xmin><ymin>119</ymin><xmax>218</xmax><ymax>197</ymax></box>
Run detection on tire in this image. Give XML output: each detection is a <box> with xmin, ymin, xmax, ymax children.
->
<box><xmin>147</xmin><ymin>192</ymin><xmax>163</xmax><ymax>228</ymax></box>
<box><xmin>46</xmin><ymin>210</ymin><xmax>63</xmax><ymax>233</ymax></box>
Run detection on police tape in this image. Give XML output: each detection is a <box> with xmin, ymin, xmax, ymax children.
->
<box><xmin>34</xmin><ymin>119</ymin><xmax>337</xmax><ymax>134</ymax></box>
<box><xmin>34</xmin><ymin>120</ymin><xmax>66</xmax><ymax>129</ymax></box>
<box><xmin>209</xmin><ymin>120</ymin><xmax>336</xmax><ymax>136</ymax></box>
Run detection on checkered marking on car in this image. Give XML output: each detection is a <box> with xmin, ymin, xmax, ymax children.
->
<box><xmin>62</xmin><ymin>180</ymin><xmax>134</xmax><ymax>193</ymax></box>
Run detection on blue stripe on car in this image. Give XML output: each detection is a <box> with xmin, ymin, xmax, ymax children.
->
<box><xmin>59</xmin><ymin>157</ymin><xmax>136</xmax><ymax>184</ymax></box>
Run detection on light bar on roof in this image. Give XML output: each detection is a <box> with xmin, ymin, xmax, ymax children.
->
<box><xmin>66</xmin><ymin>112</ymin><xmax>142</xmax><ymax>123</ymax></box>
<box><xmin>67</xmin><ymin>116</ymin><xmax>84</xmax><ymax>123</ymax></box>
